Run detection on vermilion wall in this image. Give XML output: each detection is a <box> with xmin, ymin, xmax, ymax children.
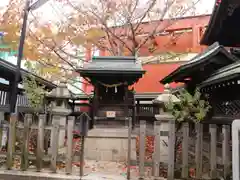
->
<box><xmin>138</xmin><ymin>31</ymin><xmax>195</xmax><ymax>56</ymax></box>
<box><xmin>133</xmin><ymin>63</ymin><xmax>182</xmax><ymax>93</ymax></box>
<box><xmin>103</xmin><ymin>15</ymin><xmax>210</xmax><ymax>56</ymax></box>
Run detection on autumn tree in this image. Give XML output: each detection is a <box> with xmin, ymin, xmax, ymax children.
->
<box><xmin>0</xmin><ymin>0</ymin><xmax>84</xmax><ymax>94</ymax></box>
<box><xmin>63</xmin><ymin>0</ymin><xmax>199</xmax><ymax>57</ymax></box>
<box><xmin>0</xmin><ymin>0</ymin><xmax>201</xmax><ymax>89</ymax></box>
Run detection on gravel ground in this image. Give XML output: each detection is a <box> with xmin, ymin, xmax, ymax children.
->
<box><xmin>74</xmin><ymin>160</ymin><xmax>153</xmax><ymax>179</ymax></box>
<box><xmin>0</xmin><ymin>158</ymin><xmax>155</xmax><ymax>180</ymax></box>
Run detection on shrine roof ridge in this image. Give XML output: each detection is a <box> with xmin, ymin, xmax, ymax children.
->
<box><xmin>199</xmin><ymin>61</ymin><xmax>240</xmax><ymax>87</ymax></box>
<box><xmin>92</xmin><ymin>56</ymin><xmax>137</xmax><ymax>61</ymax></box>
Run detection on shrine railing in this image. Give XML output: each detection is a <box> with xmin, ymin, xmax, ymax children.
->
<box><xmin>94</xmin><ymin>103</ymin><xmax>159</xmax><ymax>117</ymax></box>
<box><xmin>212</xmin><ymin>99</ymin><xmax>240</xmax><ymax>119</ymax></box>
<box><xmin>0</xmin><ymin>90</ymin><xmax>8</xmax><ymax>111</ymax></box>
<box><xmin>137</xmin><ymin>104</ymin><xmax>159</xmax><ymax>117</ymax></box>
<box><xmin>0</xmin><ymin>90</ymin><xmax>29</xmax><ymax>112</ymax></box>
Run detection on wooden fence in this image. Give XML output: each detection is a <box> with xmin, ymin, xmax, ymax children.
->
<box><xmin>0</xmin><ymin>114</ymin><xmax>233</xmax><ymax>180</ymax></box>
<box><xmin>0</xmin><ymin>114</ymin><xmax>85</xmax><ymax>175</ymax></box>
<box><xmin>136</xmin><ymin>120</ymin><xmax>232</xmax><ymax>180</ymax></box>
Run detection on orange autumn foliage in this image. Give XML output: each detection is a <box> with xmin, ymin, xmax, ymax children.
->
<box><xmin>136</xmin><ymin>136</ymin><xmax>155</xmax><ymax>160</ymax></box>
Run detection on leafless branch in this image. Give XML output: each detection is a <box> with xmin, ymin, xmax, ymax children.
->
<box><xmin>68</xmin><ymin>0</ymin><xmax>133</xmax><ymax>53</ymax></box>
<box><xmin>137</xmin><ymin>0</ymin><xmax>200</xmax><ymax>52</ymax></box>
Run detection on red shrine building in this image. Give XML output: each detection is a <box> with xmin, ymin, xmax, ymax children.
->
<box><xmin>82</xmin><ymin>15</ymin><xmax>211</xmax><ymax>94</ymax></box>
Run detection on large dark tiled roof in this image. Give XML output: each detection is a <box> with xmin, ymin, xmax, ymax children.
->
<box><xmin>200</xmin><ymin>0</ymin><xmax>240</xmax><ymax>46</ymax></box>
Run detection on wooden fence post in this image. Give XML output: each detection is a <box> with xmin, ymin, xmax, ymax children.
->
<box><xmin>139</xmin><ymin>120</ymin><xmax>146</xmax><ymax>180</ymax></box>
<box><xmin>79</xmin><ymin>135</ymin><xmax>85</xmax><ymax>177</ymax></box>
<box><xmin>153</xmin><ymin>120</ymin><xmax>161</xmax><ymax>178</ymax></box>
<box><xmin>7</xmin><ymin>113</ymin><xmax>17</xmax><ymax>169</ymax></box>
<box><xmin>66</xmin><ymin>116</ymin><xmax>75</xmax><ymax>174</ymax></box>
<box><xmin>36</xmin><ymin>114</ymin><xmax>45</xmax><ymax>171</ymax></box>
<box><xmin>210</xmin><ymin>124</ymin><xmax>217</xmax><ymax>179</ymax></box>
<box><xmin>168</xmin><ymin>119</ymin><xmax>175</xmax><ymax>180</ymax></box>
<box><xmin>195</xmin><ymin>123</ymin><xmax>203</xmax><ymax>179</ymax></box>
<box><xmin>181</xmin><ymin>122</ymin><xmax>189</xmax><ymax>178</ymax></box>
<box><xmin>51</xmin><ymin>120</ymin><xmax>60</xmax><ymax>173</ymax></box>
<box><xmin>127</xmin><ymin>117</ymin><xmax>132</xmax><ymax>180</ymax></box>
<box><xmin>78</xmin><ymin>112</ymin><xmax>90</xmax><ymax>177</ymax></box>
<box><xmin>222</xmin><ymin>125</ymin><xmax>231</xmax><ymax>178</ymax></box>
<box><xmin>21</xmin><ymin>114</ymin><xmax>32</xmax><ymax>170</ymax></box>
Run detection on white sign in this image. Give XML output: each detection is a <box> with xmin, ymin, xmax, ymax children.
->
<box><xmin>106</xmin><ymin>111</ymin><xmax>116</xmax><ymax>118</ymax></box>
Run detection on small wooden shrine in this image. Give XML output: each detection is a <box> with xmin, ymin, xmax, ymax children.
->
<box><xmin>77</xmin><ymin>56</ymin><xmax>145</xmax><ymax>128</ymax></box>
<box><xmin>160</xmin><ymin>41</ymin><xmax>240</xmax><ymax>122</ymax></box>
<box><xmin>161</xmin><ymin>0</ymin><xmax>240</xmax><ymax>123</ymax></box>
<box><xmin>196</xmin><ymin>0</ymin><xmax>240</xmax><ymax>121</ymax></box>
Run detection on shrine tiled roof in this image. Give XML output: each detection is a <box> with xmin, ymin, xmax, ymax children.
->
<box><xmin>160</xmin><ymin>42</ymin><xmax>238</xmax><ymax>84</ymax></box>
<box><xmin>78</xmin><ymin>56</ymin><xmax>145</xmax><ymax>74</ymax></box>
<box><xmin>200</xmin><ymin>61</ymin><xmax>240</xmax><ymax>87</ymax></box>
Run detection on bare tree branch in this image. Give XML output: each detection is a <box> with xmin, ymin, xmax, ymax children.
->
<box><xmin>68</xmin><ymin>0</ymin><xmax>133</xmax><ymax>53</ymax></box>
<box><xmin>136</xmin><ymin>0</ymin><xmax>200</xmax><ymax>52</ymax></box>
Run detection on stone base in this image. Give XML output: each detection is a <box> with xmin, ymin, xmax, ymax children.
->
<box><xmin>85</xmin><ymin>128</ymin><xmax>137</xmax><ymax>162</ymax></box>
<box><xmin>94</xmin><ymin>119</ymin><xmax>127</xmax><ymax>128</ymax></box>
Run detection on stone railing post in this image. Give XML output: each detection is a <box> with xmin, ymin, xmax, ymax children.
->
<box><xmin>153</xmin><ymin>84</ymin><xmax>179</xmax><ymax>180</ymax></box>
<box><xmin>155</xmin><ymin>113</ymin><xmax>175</xmax><ymax>163</ymax></box>
<box><xmin>45</xmin><ymin>81</ymin><xmax>72</xmax><ymax>148</ymax></box>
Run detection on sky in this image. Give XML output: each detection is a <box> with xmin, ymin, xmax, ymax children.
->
<box><xmin>1</xmin><ymin>0</ymin><xmax>215</xmax><ymax>21</ymax></box>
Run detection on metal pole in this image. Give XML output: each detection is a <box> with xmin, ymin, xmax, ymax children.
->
<box><xmin>10</xmin><ymin>0</ymin><xmax>30</xmax><ymax>113</ymax></box>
